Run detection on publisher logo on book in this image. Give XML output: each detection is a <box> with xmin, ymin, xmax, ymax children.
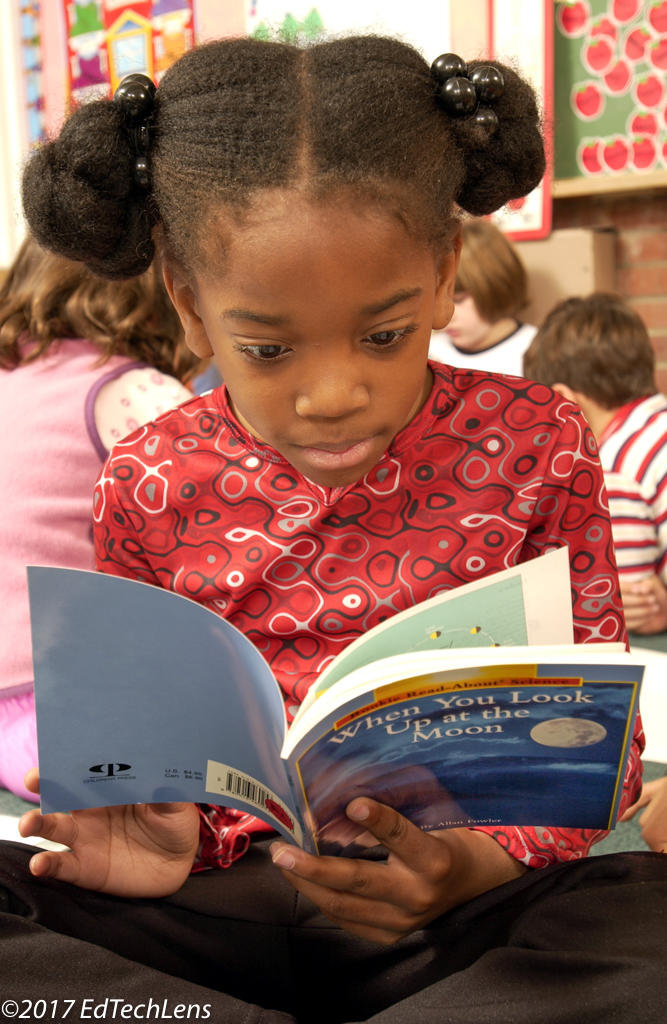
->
<box><xmin>86</xmin><ymin>762</ymin><xmax>136</xmax><ymax>783</ymax></box>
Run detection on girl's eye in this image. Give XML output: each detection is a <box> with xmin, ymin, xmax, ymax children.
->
<box><xmin>235</xmin><ymin>343</ymin><xmax>290</xmax><ymax>362</ymax></box>
<box><xmin>365</xmin><ymin>326</ymin><xmax>418</xmax><ymax>349</ymax></box>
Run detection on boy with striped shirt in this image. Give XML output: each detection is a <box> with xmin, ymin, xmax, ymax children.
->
<box><xmin>524</xmin><ymin>292</ymin><xmax>667</xmax><ymax>636</ymax></box>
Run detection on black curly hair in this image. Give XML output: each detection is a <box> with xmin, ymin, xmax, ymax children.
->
<box><xmin>22</xmin><ymin>35</ymin><xmax>545</xmax><ymax>280</ymax></box>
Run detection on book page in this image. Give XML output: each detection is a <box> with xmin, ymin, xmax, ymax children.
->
<box><xmin>311</xmin><ymin>547</ymin><xmax>574</xmax><ymax>698</ymax></box>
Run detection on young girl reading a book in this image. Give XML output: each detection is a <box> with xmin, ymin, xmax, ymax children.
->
<box><xmin>2</xmin><ymin>35</ymin><xmax>664</xmax><ymax>1022</ymax></box>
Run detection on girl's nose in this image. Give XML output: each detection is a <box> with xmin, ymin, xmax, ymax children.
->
<box><xmin>295</xmin><ymin>370</ymin><xmax>370</xmax><ymax>420</ymax></box>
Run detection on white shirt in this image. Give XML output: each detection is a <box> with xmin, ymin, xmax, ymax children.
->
<box><xmin>429</xmin><ymin>322</ymin><xmax>537</xmax><ymax>377</ymax></box>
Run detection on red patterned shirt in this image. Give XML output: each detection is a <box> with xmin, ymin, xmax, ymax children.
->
<box><xmin>93</xmin><ymin>364</ymin><xmax>642</xmax><ymax>870</ymax></box>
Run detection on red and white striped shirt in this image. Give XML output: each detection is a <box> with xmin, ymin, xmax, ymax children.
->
<box><xmin>598</xmin><ymin>394</ymin><xmax>667</xmax><ymax>583</ymax></box>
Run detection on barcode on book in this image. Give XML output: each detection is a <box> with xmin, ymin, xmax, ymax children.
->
<box><xmin>225</xmin><ymin>771</ymin><xmax>270</xmax><ymax>805</ymax></box>
<box><xmin>205</xmin><ymin>760</ymin><xmax>303</xmax><ymax>845</ymax></box>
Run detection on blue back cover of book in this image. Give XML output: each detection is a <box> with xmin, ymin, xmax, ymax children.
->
<box><xmin>28</xmin><ymin>566</ymin><xmax>299</xmax><ymax>837</ymax></box>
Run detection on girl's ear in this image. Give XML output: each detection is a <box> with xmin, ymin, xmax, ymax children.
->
<box><xmin>432</xmin><ymin>232</ymin><xmax>462</xmax><ymax>330</ymax></box>
<box><xmin>162</xmin><ymin>262</ymin><xmax>214</xmax><ymax>359</ymax></box>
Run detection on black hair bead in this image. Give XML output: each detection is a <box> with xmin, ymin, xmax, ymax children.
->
<box><xmin>469</xmin><ymin>65</ymin><xmax>505</xmax><ymax>103</ymax></box>
<box><xmin>137</xmin><ymin>124</ymin><xmax>151</xmax><ymax>152</ymax></box>
<box><xmin>439</xmin><ymin>76</ymin><xmax>478</xmax><ymax>116</ymax></box>
<box><xmin>431</xmin><ymin>52</ymin><xmax>468</xmax><ymax>84</ymax></box>
<box><xmin>133</xmin><ymin>155</ymin><xmax>151</xmax><ymax>189</ymax></box>
<box><xmin>113</xmin><ymin>74</ymin><xmax>156</xmax><ymax>123</ymax></box>
<box><xmin>113</xmin><ymin>74</ymin><xmax>156</xmax><ymax>190</ymax></box>
<box><xmin>431</xmin><ymin>51</ymin><xmax>504</xmax><ymax>136</ymax></box>
<box><xmin>472</xmin><ymin>107</ymin><xmax>499</xmax><ymax>133</ymax></box>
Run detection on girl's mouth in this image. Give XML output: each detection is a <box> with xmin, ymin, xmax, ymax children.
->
<box><xmin>297</xmin><ymin>437</ymin><xmax>377</xmax><ymax>471</ymax></box>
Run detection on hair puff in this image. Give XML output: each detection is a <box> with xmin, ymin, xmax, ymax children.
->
<box><xmin>451</xmin><ymin>60</ymin><xmax>545</xmax><ymax>215</ymax></box>
<box><xmin>22</xmin><ymin>100</ymin><xmax>155</xmax><ymax>279</ymax></box>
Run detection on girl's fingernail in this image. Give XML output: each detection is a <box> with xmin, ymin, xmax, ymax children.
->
<box><xmin>347</xmin><ymin>799</ymin><xmax>370</xmax><ymax>821</ymax></box>
<box><xmin>271</xmin><ymin>845</ymin><xmax>296</xmax><ymax>870</ymax></box>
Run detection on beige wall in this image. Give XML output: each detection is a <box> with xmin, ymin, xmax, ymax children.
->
<box><xmin>515</xmin><ymin>228</ymin><xmax>616</xmax><ymax>328</ymax></box>
<box><xmin>551</xmin><ymin>190</ymin><xmax>667</xmax><ymax>393</ymax></box>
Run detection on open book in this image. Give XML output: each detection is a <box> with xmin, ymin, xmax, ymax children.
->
<box><xmin>28</xmin><ymin>550</ymin><xmax>643</xmax><ymax>856</ymax></box>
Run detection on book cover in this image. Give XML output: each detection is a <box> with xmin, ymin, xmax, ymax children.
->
<box><xmin>27</xmin><ymin>555</ymin><xmax>642</xmax><ymax>855</ymax></box>
<box><xmin>283</xmin><ymin>656</ymin><xmax>642</xmax><ymax>856</ymax></box>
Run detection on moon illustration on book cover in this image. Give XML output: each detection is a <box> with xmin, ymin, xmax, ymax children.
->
<box><xmin>530</xmin><ymin>718</ymin><xmax>608</xmax><ymax>748</ymax></box>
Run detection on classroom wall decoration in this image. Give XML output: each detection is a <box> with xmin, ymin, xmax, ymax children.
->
<box><xmin>490</xmin><ymin>0</ymin><xmax>553</xmax><ymax>241</ymax></box>
<box><xmin>244</xmin><ymin>1</ymin><xmax>450</xmax><ymax>63</ymax></box>
<box><xmin>63</xmin><ymin>0</ymin><xmax>196</xmax><ymax>105</ymax></box>
<box><xmin>20</xmin><ymin>2</ymin><xmax>46</xmax><ymax>146</ymax></box>
<box><xmin>249</xmin><ymin>5</ymin><xmax>325</xmax><ymax>42</ymax></box>
<box><xmin>554</xmin><ymin>0</ymin><xmax>667</xmax><ymax>183</ymax></box>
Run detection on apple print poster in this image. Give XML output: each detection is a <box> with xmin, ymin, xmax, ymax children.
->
<box><xmin>554</xmin><ymin>0</ymin><xmax>667</xmax><ymax>181</ymax></box>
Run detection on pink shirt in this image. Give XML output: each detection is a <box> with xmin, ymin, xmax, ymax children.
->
<box><xmin>0</xmin><ymin>339</ymin><xmax>190</xmax><ymax>697</ymax></box>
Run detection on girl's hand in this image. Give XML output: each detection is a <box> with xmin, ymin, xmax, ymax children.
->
<box><xmin>18</xmin><ymin>768</ymin><xmax>200</xmax><ymax>898</ymax></box>
<box><xmin>620</xmin><ymin>777</ymin><xmax>667</xmax><ymax>853</ymax></box>
<box><xmin>621</xmin><ymin>574</ymin><xmax>667</xmax><ymax>635</ymax></box>
<box><xmin>270</xmin><ymin>797</ymin><xmax>525</xmax><ymax>945</ymax></box>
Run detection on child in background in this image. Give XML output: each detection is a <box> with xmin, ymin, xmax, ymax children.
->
<box><xmin>428</xmin><ymin>217</ymin><xmax>536</xmax><ymax>375</ymax></box>
<box><xmin>621</xmin><ymin>775</ymin><xmax>667</xmax><ymax>853</ymax></box>
<box><xmin>524</xmin><ymin>292</ymin><xmax>667</xmax><ymax>636</ymax></box>
<box><xmin>0</xmin><ymin>237</ymin><xmax>198</xmax><ymax>801</ymax></box>
<box><xmin>2</xmin><ymin>36</ymin><xmax>663</xmax><ymax>1021</ymax></box>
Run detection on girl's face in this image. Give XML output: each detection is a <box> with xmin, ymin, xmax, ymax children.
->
<box><xmin>165</xmin><ymin>192</ymin><xmax>457</xmax><ymax>489</ymax></box>
<box><xmin>446</xmin><ymin>293</ymin><xmax>493</xmax><ymax>352</ymax></box>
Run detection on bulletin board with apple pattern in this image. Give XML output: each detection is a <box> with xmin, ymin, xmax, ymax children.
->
<box><xmin>554</xmin><ymin>0</ymin><xmax>667</xmax><ymax>186</ymax></box>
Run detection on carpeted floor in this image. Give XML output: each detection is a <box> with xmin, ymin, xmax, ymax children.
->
<box><xmin>0</xmin><ymin>788</ymin><xmax>37</xmax><ymax>817</ymax></box>
<box><xmin>0</xmin><ymin>787</ymin><xmax>64</xmax><ymax>849</ymax></box>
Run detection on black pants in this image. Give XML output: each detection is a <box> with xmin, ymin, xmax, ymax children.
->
<box><xmin>1</xmin><ymin>840</ymin><xmax>665</xmax><ymax>1023</ymax></box>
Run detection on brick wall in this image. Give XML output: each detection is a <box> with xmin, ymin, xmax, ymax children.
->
<box><xmin>552</xmin><ymin>190</ymin><xmax>667</xmax><ymax>393</ymax></box>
